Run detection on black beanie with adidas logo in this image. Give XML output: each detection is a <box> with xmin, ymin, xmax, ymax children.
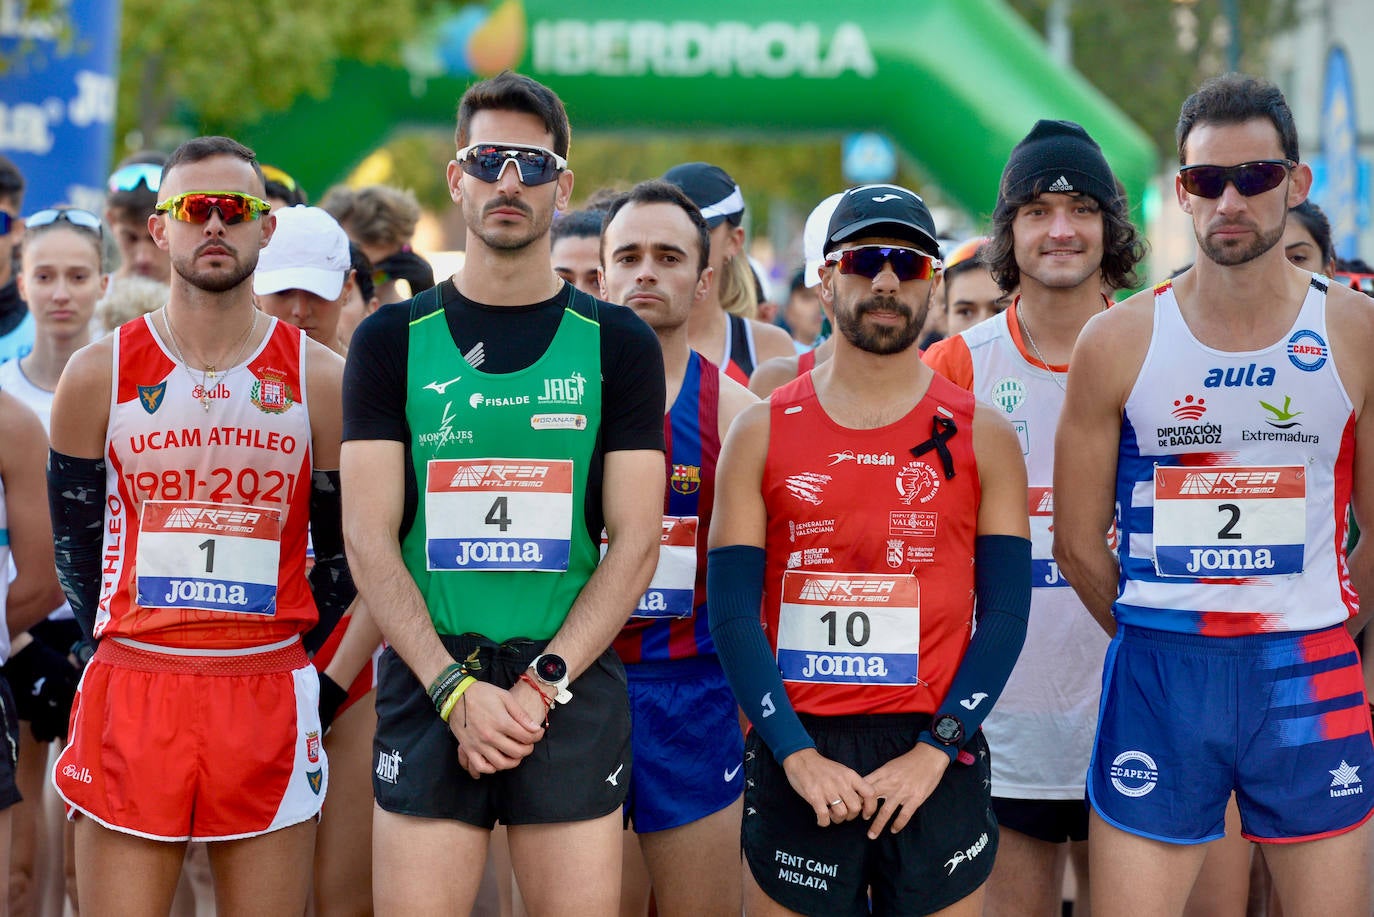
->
<box><xmin>998</xmin><ymin>119</ymin><xmax>1118</xmax><ymax>209</ymax></box>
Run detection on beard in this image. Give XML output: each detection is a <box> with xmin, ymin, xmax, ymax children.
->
<box><xmin>835</xmin><ymin>293</ymin><xmax>927</xmax><ymax>355</ymax></box>
<box><xmin>466</xmin><ymin>194</ymin><xmax>553</xmax><ymax>252</ymax></box>
<box><xmin>1197</xmin><ymin>215</ymin><xmax>1284</xmax><ymax>267</ymax></box>
<box><xmin>172</xmin><ymin>241</ymin><xmax>256</xmax><ymax>294</ymax></box>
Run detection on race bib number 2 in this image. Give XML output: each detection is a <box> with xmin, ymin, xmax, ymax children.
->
<box><xmin>425</xmin><ymin>459</ymin><xmax>573</xmax><ymax>572</ymax></box>
<box><xmin>135</xmin><ymin>500</ymin><xmax>282</xmax><ymax>615</ymax></box>
<box><xmin>776</xmin><ymin>571</ymin><xmax>920</xmax><ymax>686</ymax></box>
<box><xmin>1152</xmin><ymin>465</ymin><xmax>1305</xmax><ymax>577</ymax></box>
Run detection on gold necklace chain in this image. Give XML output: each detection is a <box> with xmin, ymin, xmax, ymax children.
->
<box><xmin>1018</xmin><ymin>308</ymin><xmax>1067</xmax><ymax>393</ymax></box>
<box><xmin>162</xmin><ymin>307</ymin><xmax>260</xmax><ymax>411</ymax></box>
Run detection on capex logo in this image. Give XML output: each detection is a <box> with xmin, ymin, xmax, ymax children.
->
<box><xmin>1287</xmin><ymin>329</ymin><xmax>1328</xmax><ymax>372</ymax></box>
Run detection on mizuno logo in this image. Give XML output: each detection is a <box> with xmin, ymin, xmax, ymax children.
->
<box><xmin>606</xmin><ymin>764</ymin><xmax>624</xmax><ymax>786</ymax></box>
<box><xmin>425</xmin><ymin>375</ymin><xmax>463</xmax><ymax>395</ymax></box>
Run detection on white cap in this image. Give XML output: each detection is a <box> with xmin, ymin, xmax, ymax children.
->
<box><xmin>254</xmin><ymin>206</ymin><xmax>351</xmax><ymax>300</ymax></box>
<box><xmin>802</xmin><ymin>192</ymin><xmax>845</xmax><ymax>288</ymax></box>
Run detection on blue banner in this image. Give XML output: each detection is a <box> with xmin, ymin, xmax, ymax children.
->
<box><xmin>0</xmin><ymin>0</ymin><xmax>120</xmax><ymax>214</ymax></box>
<box><xmin>1317</xmin><ymin>46</ymin><xmax>1360</xmax><ymax>260</ymax></box>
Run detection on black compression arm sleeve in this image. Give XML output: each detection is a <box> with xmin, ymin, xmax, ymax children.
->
<box><xmin>47</xmin><ymin>450</ymin><xmax>107</xmax><ymax>642</ymax></box>
<box><xmin>918</xmin><ymin>534</ymin><xmax>1031</xmax><ymax>760</ymax></box>
<box><xmin>304</xmin><ymin>470</ymin><xmax>356</xmax><ymax>654</ymax></box>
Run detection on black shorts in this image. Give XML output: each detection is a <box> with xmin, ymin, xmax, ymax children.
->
<box><xmin>0</xmin><ymin>676</ymin><xmax>22</xmax><ymax>810</ymax></box>
<box><xmin>372</xmin><ymin>633</ymin><xmax>631</xmax><ymax>828</ymax></box>
<box><xmin>991</xmin><ymin>797</ymin><xmax>1089</xmax><ymax>844</ymax></box>
<box><xmin>743</xmin><ymin>714</ymin><xmax>997</xmax><ymax>917</ymax></box>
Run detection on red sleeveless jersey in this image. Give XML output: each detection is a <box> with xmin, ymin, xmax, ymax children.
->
<box><xmin>98</xmin><ymin>314</ymin><xmax>316</xmax><ymax>648</ymax></box>
<box><xmin>762</xmin><ymin>371</ymin><xmax>980</xmax><ymax>716</ymax></box>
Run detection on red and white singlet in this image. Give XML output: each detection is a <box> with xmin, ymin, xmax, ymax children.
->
<box><xmin>762</xmin><ymin>371</ymin><xmax>980</xmax><ymax>717</ymax></box>
<box><xmin>98</xmin><ymin>314</ymin><xmax>315</xmax><ymax>648</ymax></box>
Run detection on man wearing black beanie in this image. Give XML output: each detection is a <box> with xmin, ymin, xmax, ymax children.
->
<box><xmin>925</xmin><ymin>118</ymin><xmax>1143</xmax><ymax>917</ymax></box>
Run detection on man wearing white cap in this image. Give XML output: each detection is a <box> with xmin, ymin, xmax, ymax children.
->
<box><xmin>748</xmin><ymin>192</ymin><xmax>842</xmax><ymax>398</ymax></box>
<box><xmin>255</xmin><ymin>205</ymin><xmax>355</xmax><ymax>355</ymax></box>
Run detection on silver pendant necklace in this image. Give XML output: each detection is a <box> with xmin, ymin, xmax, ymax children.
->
<box><xmin>1018</xmin><ymin>308</ymin><xmax>1067</xmax><ymax>393</ymax></box>
<box><xmin>162</xmin><ymin>307</ymin><xmax>260</xmax><ymax>411</ymax></box>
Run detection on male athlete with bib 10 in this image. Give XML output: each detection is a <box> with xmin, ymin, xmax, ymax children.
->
<box><xmin>342</xmin><ymin>72</ymin><xmax>665</xmax><ymax>916</ymax></box>
<box><xmin>709</xmin><ymin>184</ymin><xmax>1032</xmax><ymax>916</ymax></box>
<box><xmin>47</xmin><ymin>136</ymin><xmax>350</xmax><ymax>915</ymax></box>
<box><xmin>1055</xmin><ymin>74</ymin><xmax>1374</xmax><ymax>916</ymax></box>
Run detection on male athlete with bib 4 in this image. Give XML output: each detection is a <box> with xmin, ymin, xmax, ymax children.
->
<box><xmin>342</xmin><ymin>72</ymin><xmax>665</xmax><ymax>916</ymax></box>
<box><xmin>709</xmin><ymin>184</ymin><xmax>1032</xmax><ymax>916</ymax></box>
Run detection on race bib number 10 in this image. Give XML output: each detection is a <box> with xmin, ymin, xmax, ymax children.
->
<box><xmin>1152</xmin><ymin>465</ymin><xmax>1305</xmax><ymax>577</ymax></box>
<box><xmin>426</xmin><ymin>459</ymin><xmax>573</xmax><ymax>572</ymax></box>
<box><xmin>135</xmin><ymin>500</ymin><xmax>282</xmax><ymax>615</ymax></box>
<box><xmin>776</xmin><ymin>571</ymin><xmax>920</xmax><ymax>686</ymax></box>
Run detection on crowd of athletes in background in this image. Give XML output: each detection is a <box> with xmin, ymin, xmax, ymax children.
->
<box><xmin>0</xmin><ymin>66</ymin><xmax>1372</xmax><ymax>917</ymax></box>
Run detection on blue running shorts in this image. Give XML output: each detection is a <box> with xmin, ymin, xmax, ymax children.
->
<box><xmin>1089</xmin><ymin>623</ymin><xmax>1374</xmax><ymax>844</ymax></box>
<box><xmin>624</xmin><ymin>656</ymin><xmax>743</xmax><ymax>833</ymax></box>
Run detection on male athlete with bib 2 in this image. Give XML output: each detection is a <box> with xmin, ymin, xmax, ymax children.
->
<box><xmin>342</xmin><ymin>72</ymin><xmax>665</xmax><ymax>916</ymax></box>
<box><xmin>1055</xmin><ymin>74</ymin><xmax>1374</xmax><ymax>916</ymax></box>
<box><xmin>709</xmin><ymin>184</ymin><xmax>1032</xmax><ymax>916</ymax></box>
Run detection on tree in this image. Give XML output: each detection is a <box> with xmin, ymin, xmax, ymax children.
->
<box><xmin>114</xmin><ymin>0</ymin><xmax>441</xmax><ymax>154</ymax></box>
<box><xmin>1004</xmin><ymin>0</ymin><xmax>1297</xmax><ymax>155</ymax></box>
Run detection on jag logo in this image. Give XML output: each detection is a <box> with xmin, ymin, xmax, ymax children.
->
<box><xmin>537</xmin><ymin>372</ymin><xmax>586</xmax><ymax>406</ymax></box>
<box><xmin>1287</xmin><ymin>329</ymin><xmax>1328</xmax><ymax>372</ymax></box>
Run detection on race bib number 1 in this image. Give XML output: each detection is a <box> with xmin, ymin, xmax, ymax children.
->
<box><xmin>135</xmin><ymin>501</ymin><xmax>282</xmax><ymax>615</ymax></box>
<box><xmin>1152</xmin><ymin>465</ymin><xmax>1305</xmax><ymax>577</ymax></box>
<box><xmin>425</xmin><ymin>459</ymin><xmax>573</xmax><ymax>572</ymax></box>
<box><xmin>776</xmin><ymin>571</ymin><xmax>920</xmax><ymax>686</ymax></box>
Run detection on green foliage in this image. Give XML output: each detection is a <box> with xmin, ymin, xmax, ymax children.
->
<box><xmin>1004</xmin><ymin>0</ymin><xmax>1297</xmax><ymax>155</ymax></box>
<box><xmin>113</xmin><ymin>0</ymin><xmax>444</xmax><ymax>156</ymax></box>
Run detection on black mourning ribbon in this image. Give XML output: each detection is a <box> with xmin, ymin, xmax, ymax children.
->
<box><xmin>910</xmin><ymin>414</ymin><xmax>958</xmax><ymax>480</ymax></box>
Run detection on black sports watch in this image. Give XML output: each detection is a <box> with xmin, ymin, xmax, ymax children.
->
<box><xmin>529</xmin><ymin>653</ymin><xmax>572</xmax><ymax>704</ymax></box>
<box><xmin>931</xmin><ymin>713</ymin><xmax>964</xmax><ymax>747</ymax></box>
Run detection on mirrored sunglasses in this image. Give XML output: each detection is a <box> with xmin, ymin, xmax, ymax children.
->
<box><xmin>26</xmin><ymin>208</ymin><xmax>104</xmax><ymax>237</ymax></box>
<box><xmin>826</xmin><ymin>246</ymin><xmax>942</xmax><ymax>282</ymax></box>
<box><xmin>156</xmin><ymin>191</ymin><xmax>272</xmax><ymax>225</ymax></box>
<box><xmin>108</xmin><ymin>163</ymin><xmax>163</xmax><ymax>193</ymax></box>
<box><xmin>455</xmin><ymin>142</ymin><xmax>567</xmax><ymax>186</ymax></box>
<box><xmin>1178</xmin><ymin>160</ymin><xmax>1293</xmax><ymax>199</ymax></box>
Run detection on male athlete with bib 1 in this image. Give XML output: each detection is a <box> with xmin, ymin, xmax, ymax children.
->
<box><xmin>1055</xmin><ymin>74</ymin><xmax>1374</xmax><ymax>916</ymax></box>
<box><xmin>709</xmin><ymin>184</ymin><xmax>1032</xmax><ymax>916</ymax></box>
<box><xmin>599</xmin><ymin>180</ymin><xmax>758</xmax><ymax>916</ymax></box>
<box><xmin>342</xmin><ymin>72</ymin><xmax>665</xmax><ymax>916</ymax></box>
<box><xmin>46</xmin><ymin>136</ymin><xmax>350</xmax><ymax>916</ymax></box>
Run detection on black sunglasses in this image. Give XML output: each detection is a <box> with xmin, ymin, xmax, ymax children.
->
<box><xmin>1178</xmin><ymin>160</ymin><xmax>1294</xmax><ymax>199</ymax></box>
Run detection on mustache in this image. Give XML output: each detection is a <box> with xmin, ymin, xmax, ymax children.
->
<box><xmin>195</xmin><ymin>240</ymin><xmax>237</xmax><ymax>257</ymax></box>
<box><xmin>484</xmin><ymin>196</ymin><xmax>533</xmax><ymax>218</ymax></box>
<box><xmin>854</xmin><ymin>295</ymin><xmax>913</xmax><ymax>319</ymax></box>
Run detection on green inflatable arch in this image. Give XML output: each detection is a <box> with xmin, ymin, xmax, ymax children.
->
<box><xmin>238</xmin><ymin>0</ymin><xmax>1157</xmax><ymax>220</ymax></box>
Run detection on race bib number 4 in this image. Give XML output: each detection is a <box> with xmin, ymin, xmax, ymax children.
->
<box><xmin>776</xmin><ymin>571</ymin><xmax>920</xmax><ymax>686</ymax></box>
<box><xmin>1152</xmin><ymin>465</ymin><xmax>1305</xmax><ymax>577</ymax></box>
<box><xmin>135</xmin><ymin>501</ymin><xmax>282</xmax><ymax>615</ymax></box>
<box><xmin>602</xmin><ymin>516</ymin><xmax>698</xmax><ymax>618</ymax></box>
<box><xmin>425</xmin><ymin>459</ymin><xmax>573</xmax><ymax>572</ymax></box>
